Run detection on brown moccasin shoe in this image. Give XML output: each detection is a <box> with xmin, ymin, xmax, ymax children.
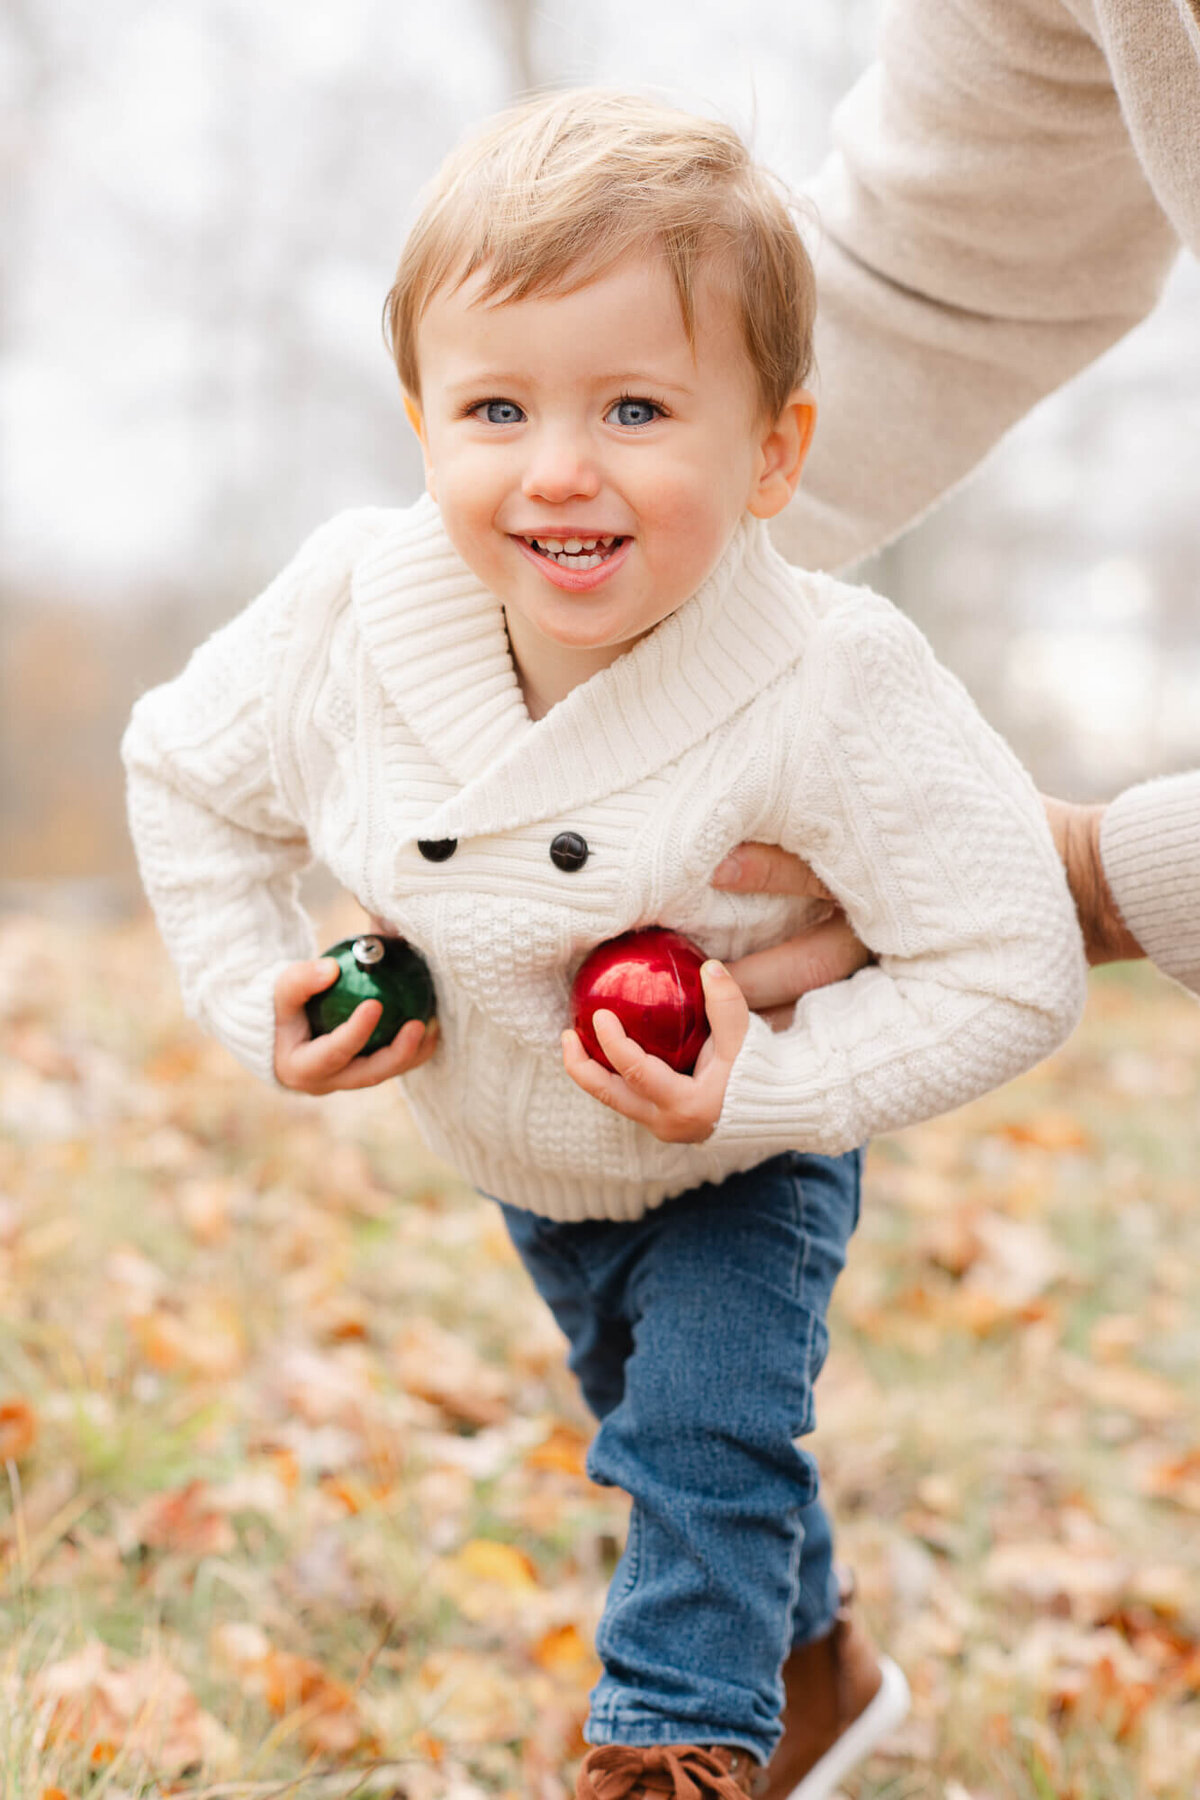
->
<box><xmin>577</xmin><ymin>1742</ymin><xmax>759</xmax><ymax>1799</ymax></box>
<box><xmin>753</xmin><ymin>1575</ymin><xmax>909</xmax><ymax>1800</ymax></box>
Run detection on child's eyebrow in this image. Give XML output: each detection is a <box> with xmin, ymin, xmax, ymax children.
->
<box><xmin>605</xmin><ymin>370</ymin><xmax>696</xmax><ymax>395</ymax></box>
<box><xmin>439</xmin><ymin>369</ymin><xmax>697</xmax><ymax>399</ymax></box>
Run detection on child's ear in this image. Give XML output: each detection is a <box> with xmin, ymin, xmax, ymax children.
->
<box><xmin>403</xmin><ymin>394</ymin><xmax>437</xmax><ymax>500</ymax></box>
<box><xmin>746</xmin><ymin>391</ymin><xmax>816</xmax><ymax>520</ymax></box>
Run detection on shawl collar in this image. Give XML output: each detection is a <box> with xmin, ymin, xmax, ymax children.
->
<box><xmin>352</xmin><ymin>493</ymin><xmax>814</xmax><ymax>841</ymax></box>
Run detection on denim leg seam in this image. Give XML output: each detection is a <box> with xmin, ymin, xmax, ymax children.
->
<box><xmin>790</xmin><ymin>1161</ymin><xmax>813</xmax><ymax>1317</ymax></box>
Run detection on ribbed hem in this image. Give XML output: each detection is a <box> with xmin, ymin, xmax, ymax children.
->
<box><xmin>407</xmin><ymin>1102</ymin><xmax>776</xmax><ymax>1225</ymax></box>
<box><xmin>1100</xmin><ymin>773</ymin><xmax>1200</xmax><ymax>995</ymax></box>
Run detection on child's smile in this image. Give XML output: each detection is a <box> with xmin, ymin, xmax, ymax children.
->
<box><xmin>512</xmin><ymin>530</ymin><xmax>632</xmax><ymax>589</ymax></box>
<box><xmin>407</xmin><ymin>253</ymin><xmax>812</xmax><ymax>713</ymax></box>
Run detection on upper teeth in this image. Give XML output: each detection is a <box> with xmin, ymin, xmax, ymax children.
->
<box><xmin>528</xmin><ymin>536</ymin><xmax>614</xmax><ymax>553</ymax></box>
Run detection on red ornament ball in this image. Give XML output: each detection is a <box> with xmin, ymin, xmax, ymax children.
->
<box><xmin>570</xmin><ymin>927</ymin><xmax>710</xmax><ymax>1075</ymax></box>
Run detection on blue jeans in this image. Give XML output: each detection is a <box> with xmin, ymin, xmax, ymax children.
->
<box><xmin>497</xmin><ymin>1148</ymin><xmax>862</xmax><ymax>1763</ymax></box>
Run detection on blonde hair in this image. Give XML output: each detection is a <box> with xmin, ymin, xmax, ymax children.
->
<box><xmin>384</xmin><ymin>88</ymin><xmax>816</xmax><ymax>420</ymax></box>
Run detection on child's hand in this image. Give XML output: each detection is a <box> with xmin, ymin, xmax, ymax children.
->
<box><xmin>274</xmin><ymin>958</ymin><xmax>438</xmax><ymax>1094</ymax></box>
<box><xmin>561</xmin><ymin>960</ymin><xmax>749</xmax><ymax>1143</ymax></box>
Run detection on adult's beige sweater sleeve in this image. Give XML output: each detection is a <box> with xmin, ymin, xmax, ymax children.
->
<box><xmin>1101</xmin><ymin>777</ymin><xmax>1200</xmax><ymax>995</ymax></box>
<box><xmin>775</xmin><ymin>0</ymin><xmax>1180</xmax><ymax>575</ymax></box>
<box><xmin>776</xmin><ymin>0</ymin><xmax>1196</xmax><ymax>996</ymax></box>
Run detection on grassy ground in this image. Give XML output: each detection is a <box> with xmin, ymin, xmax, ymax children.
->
<box><xmin>1</xmin><ymin>909</ymin><xmax>1199</xmax><ymax>1799</ymax></box>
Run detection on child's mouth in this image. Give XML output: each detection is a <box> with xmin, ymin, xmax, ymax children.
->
<box><xmin>519</xmin><ymin>534</ymin><xmax>627</xmax><ymax>572</ymax></box>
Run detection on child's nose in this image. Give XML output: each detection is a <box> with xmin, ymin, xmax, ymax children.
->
<box><xmin>521</xmin><ymin>428</ymin><xmax>601</xmax><ymax>504</ymax></box>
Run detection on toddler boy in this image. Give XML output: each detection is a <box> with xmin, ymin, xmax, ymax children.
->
<box><xmin>124</xmin><ymin>90</ymin><xmax>1086</xmax><ymax>1798</ymax></box>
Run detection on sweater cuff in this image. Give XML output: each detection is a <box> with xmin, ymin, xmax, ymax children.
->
<box><xmin>197</xmin><ymin>958</ymin><xmax>293</xmax><ymax>1087</ymax></box>
<box><xmin>704</xmin><ymin>1015</ymin><xmax>857</xmax><ymax>1164</ymax></box>
<box><xmin>1100</xmin><ymin>773</ymin><xmax>1200</xmax><ymax>995</ymax></box>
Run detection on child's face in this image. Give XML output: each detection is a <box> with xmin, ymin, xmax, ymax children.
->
<box><xmin>408</xmin><ymin>253</ymin><xmax>813</xmax><ymax>674</ymax></box>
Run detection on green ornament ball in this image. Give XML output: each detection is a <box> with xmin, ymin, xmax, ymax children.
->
<box><xmin>305</xmin><ymin>935</ymin><xmax>436</xmax><ymax>1057</ymax></box>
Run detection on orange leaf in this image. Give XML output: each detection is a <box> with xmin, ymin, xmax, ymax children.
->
<box><xmin>132</xmin><ymin>1302</ymin><xmax>245</xmax><ymax>1379</ymax></box>
<box><xmin>35</xmin><ymin>1642</ymin><xmax>235</xmax><ymax>1777</ymax></box>
<box><xmin>260</xmin><ymin>1651</ymin><xmax>378</xmax><ymax>1761</ymax></box>
<box><xmin>453</xmin><ymin>1538</ymin><xmax>539</xmax><ymax>1591</ymax></box>
<box><xmin>525</xmin><ymin>1423</ymin><xmax>590</xmax><ymax>1478</ymax></box>
<box><xmin>319</xmin><ymin>1473</ymin><xmax>371</xmax><ymax>1514</ymax></box>
<box><xmin>0</xmin><ymin>1397</ymin><xmax>37</xmax><ymax>1461</ymax></box>
<box><xmin>128</xmin><ymin>1480</ymin><xmax>236</xmax><ymax>1556</ymax></box>
<box><xmin>531</xmin><ymin>1623</ymin><xmax>596</xmax><ymax>1679</ymax></box>
<box><xmin>259</xmin><ymin>1445</ymin><xmax>301</xmax><ymax>1492</ymax></box>
<box><xmin>999</xmin><ymin>1112</ymin><xmax>1088</xmax><ymax>1151</ymax></box>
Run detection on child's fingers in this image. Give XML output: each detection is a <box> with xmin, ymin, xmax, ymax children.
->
<box><xmin>282</xmin><ymin>1011</ymin><xmax>437</xmax><ymax>1092</ymax></box>
<box><xmin>589</xmin><ymin>1009</ymin><xmax>689</xmax><ymax>1105</ymax></box>
<box><xmin>322</xmin><ymin>1015</ymin><xmax>436</xmax><ymax>1089</ymax></box>
<box><xmin>699</xmin><ymin>960</ymin><xmax>750</xmax><ymax>1063</ymax></box>
<box><xmin>561</xmin><ymin>1026</ymin><xmax>659</xmax><ymax>1125</ymax></box>
<box><xmin>274</xmin><ymin>957</ymin><xmax>339</xmax><ymax>1017</ymax></box>
<box><xmin>288</xmin><ymin>997</ymin><xmax>386</xmax><ymax>1079</ymax></box>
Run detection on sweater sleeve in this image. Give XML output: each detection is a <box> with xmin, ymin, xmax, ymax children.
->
<box><xmin>121</xmin><ymin>516</ymin><xmax>366</xmax><ymax>1083</ymax></box>
<box><xmin>1100</xmin><ymin>772</ymin><xmax>1200</xmax><ymax>995</ymax></box>
<box><xmin>707</xmin><ymin>599</ymin><xmax>1088</xmax><ymax>1159</ymax></box>
<box><xmin>772</xmin><ymin>0</ymin><xmax>1180</xmax><ymax>574</ymax></box>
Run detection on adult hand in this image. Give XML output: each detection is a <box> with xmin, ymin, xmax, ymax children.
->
<box><xmin>1041</xmin><ymin>797</ymin><xmax>1144</xmax><ymax>966</ymax></box>
<box><xmin>710</xmin><ymin>846</ymin><xmax>872</xmax><ymax>1025</ymax></box>
<box><xmin>274</xmin><ymin>957</ymin><xmax>439</xmax><ymax>1094</ymax></box>
<box><xmin>561</xmin><ymin>960</ymin><xmax>749</xmax><ymax>1143</ymax></box>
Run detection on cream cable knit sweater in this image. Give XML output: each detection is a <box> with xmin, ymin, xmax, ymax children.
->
<box><xmin>124</xmin><ymin>498</ymin><xmax>1085</xmax><ymax>1221</ymax></box>
<box><xmin>779</xmin><ymin>0</ymin><xmax>1200</xmax><ymax>994</ymax></box>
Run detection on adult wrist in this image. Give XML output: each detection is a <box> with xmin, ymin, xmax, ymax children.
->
<box><xmin>1046</xmin><ymin>798</ymin><xmax>1144</xmax><ymax>966</ymax></box>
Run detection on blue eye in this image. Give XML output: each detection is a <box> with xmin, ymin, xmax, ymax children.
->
<box><xmin>474</xmin><ymin>399</ymin><xmax>524</xmax><ymax>425</ymax></box>
<box><xmin>608</xmin><ymin>397</ymin><xmax>662</xmax><ymax>428</ymax></box>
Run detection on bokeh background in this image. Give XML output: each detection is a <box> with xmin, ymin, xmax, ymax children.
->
<box><xmin>2</xmin><ymin>0</ymin><xmax>1199</xmax><ymax>904</ymax></box>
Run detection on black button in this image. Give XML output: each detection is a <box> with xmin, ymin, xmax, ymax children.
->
<box><xmin>417</xmin><ymin>838</ymin><xmax>457</xmax><ymax>862</ymax></box>
<box><xmin>550</xmin><ymin>831</ymin><xmax>589</xmax><ymax>872</ymax></box>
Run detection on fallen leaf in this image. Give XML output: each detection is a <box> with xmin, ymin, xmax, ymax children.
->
<box><xmin>34</xmin><ymin>1641</ymin><xmax>236</xmax><ymax>1777</ymax></box>
<box><xmin>259</xmin><ymin>1650</ymin><xmax>379</xmax><ymax>1759</ymax></box>
<box><xmin>395</xmin><ymin>1319</ymin><xmax>509</xmax><ymax>1426</ymax></box>
<box><xmin>998</xmin><ymin>1112</ymin><xmax>1088</xmax><ymax>1151</ymax></box>
<box><xmin>454</xmin><ymin>1538</ymin><xmax>538</xmax><ymax>1590</ymax></box>
<box><xmin>436</xmin><ymin>1537</ymin><xmax>540</xmax><ymax>1622</ymax></box>
<box><xmin>1137</xmin><ymin>1447</ymin><xmax>1200</xmax><ymax>1512</ymax></box>
<box><xmin>960</xmin><ymin>1212</ymin><xmax>1065</xmax><ymax>1312</ymax></box>
<box><xmin>125</xmin><ymin>1481</ymin><xmax>236</xmax><ymax>1557</ymax></box>
<box><xmin>531</xmin><ymin>1623</ymin><xmax>597</xmax><ymax>1680</ymax></box>
<box><xmin>0</xmin><ymin>1396</ymin><xmax>37</xmax><ymax>1461</ymax></box>
<box><xmin>525</xmin><ymin>1423</ymin><xmax>590</xmax><ymax>1478</ymax></box>
<box><xmin>983</xmin><ymin>1541</ymin><xmax>1128</xmax><ymax>1620</ymax></box>
<box><xmin>131</xmin><ymin>1300</ymin><xmax>245</xmax><ymax>1379</ymax></box>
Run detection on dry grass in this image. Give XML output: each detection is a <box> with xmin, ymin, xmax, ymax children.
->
<box><xmin>1</xmin><ymin>909</ymin><xmax>1199</xmax><ymax>1799</ymax></box>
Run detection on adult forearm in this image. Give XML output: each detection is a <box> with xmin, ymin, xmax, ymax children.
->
<box><xmin>1042</xmin><ymin>799</ymin><xmax>1144</xmax><ymax>968</ymax></box>
<box><xmin>776</xmin><ymin>0</ymin><xmax>1178</xmax><ymax>573</ymax></box>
